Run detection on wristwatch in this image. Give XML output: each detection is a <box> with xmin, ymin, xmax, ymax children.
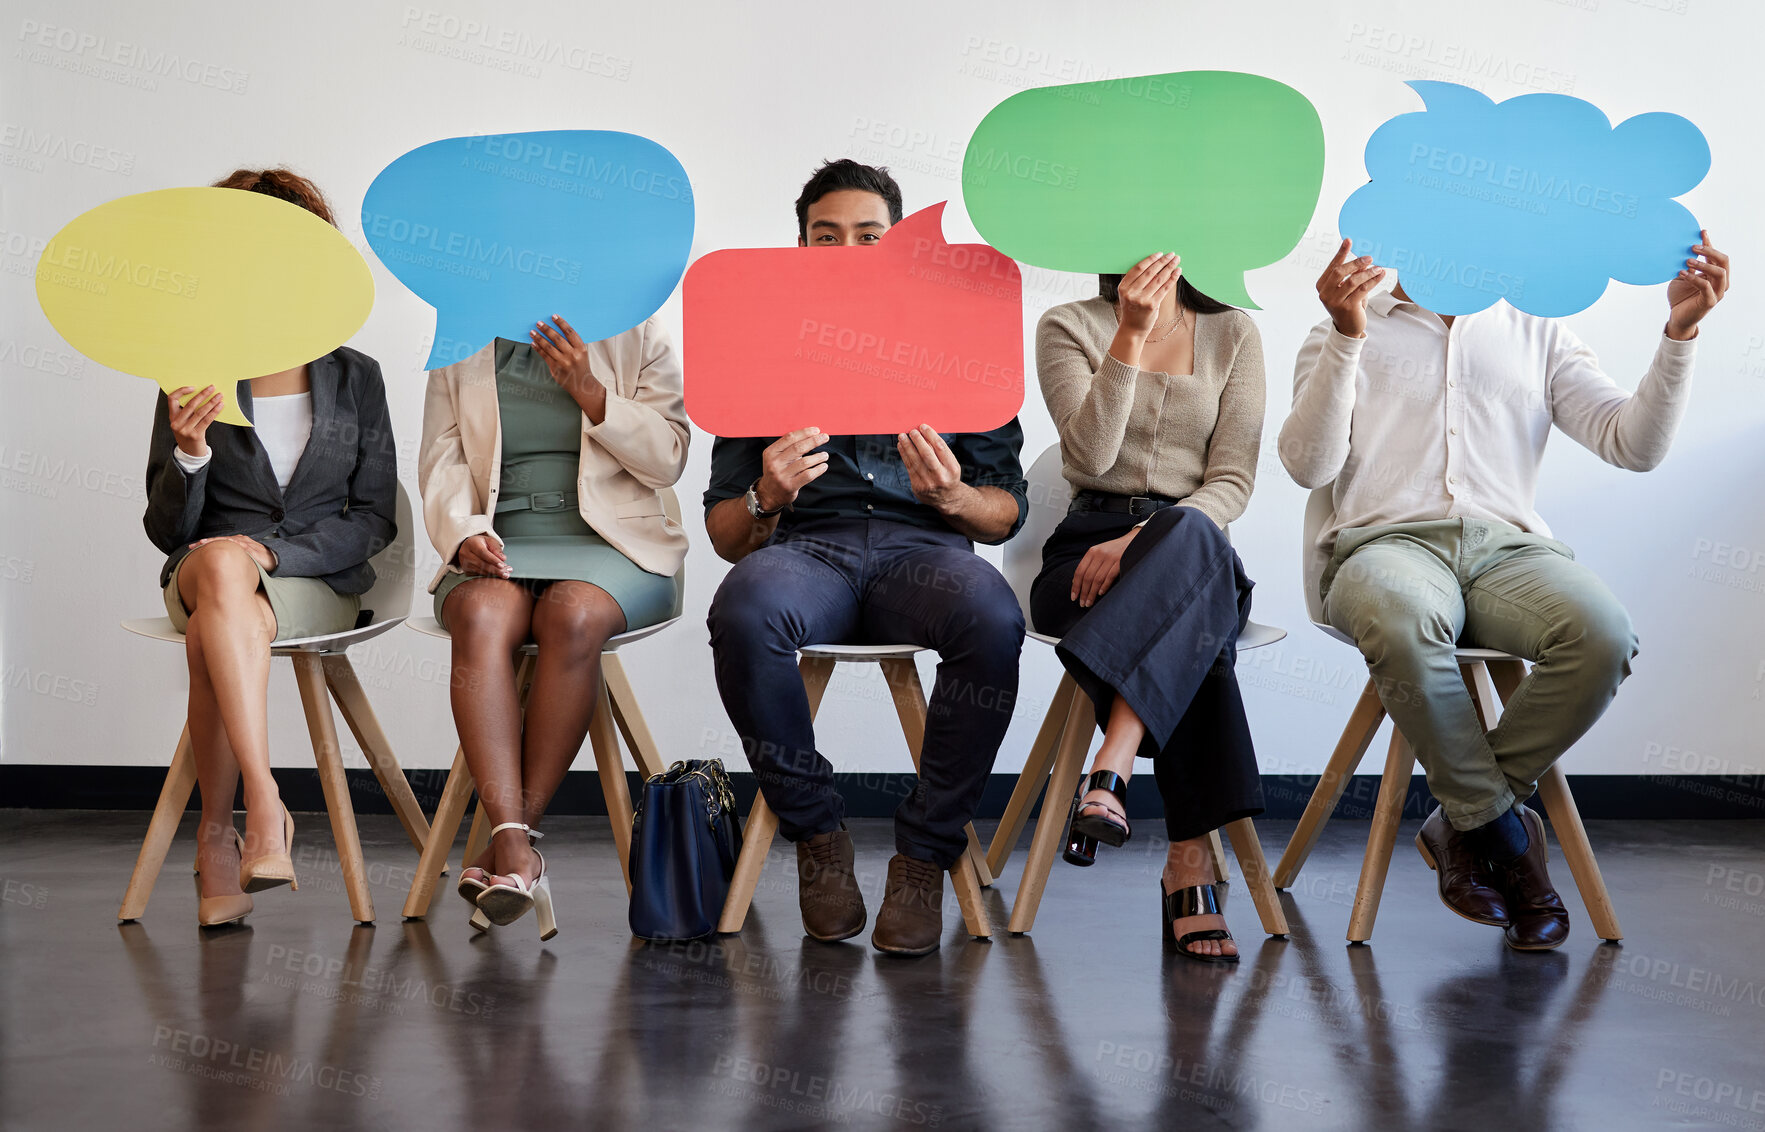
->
<box><xmin>744</xmin><ymin>478</ymin><xmax>786</xmax><ymax>518</ymax></box>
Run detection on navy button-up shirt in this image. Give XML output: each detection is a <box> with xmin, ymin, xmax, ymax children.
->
<box><xmin>703</xmin><ymin>424</ymin><xmax>1028</xmax><ymax>544</ymax></box>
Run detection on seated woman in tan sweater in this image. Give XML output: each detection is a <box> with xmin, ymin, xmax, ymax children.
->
<box><xmin>1031</xmin><ymin>253</ymin><xmax>1266</xmax><ymax>963</ymax></box>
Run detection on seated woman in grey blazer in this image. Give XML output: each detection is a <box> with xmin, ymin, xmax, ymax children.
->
<box><xmin>420</xmin><ymin>314</ymin><xmax>688</xmax><ymax>941</ymax></box>
<box><xmin>143</xmin><ymin>168</ymin><xmax>399</xmax><ymax>929</ymax></box>
<box><xmin>1032</xmin><ymin>254</ymin><xmax>1266</xmax><ymax>964</ymax></box>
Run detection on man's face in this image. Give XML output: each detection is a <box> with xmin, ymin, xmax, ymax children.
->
<box><xmin>799</xmin><ymin>189</ymin><xmax>892</xmax><ymax>247</ymax></box>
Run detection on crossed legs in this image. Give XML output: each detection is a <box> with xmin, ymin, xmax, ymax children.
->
<box><xmin>178</xmin><ymin>541</ymin><xmax>283</xmax><ymax>901</ymax></box>
<box><xmin>1324</xmin><ymin>524</ymin><xmax>1636</xmax><ymax>830</ymax></box>
<box><xmin>444</xmin><ymin>578</ymin><xmax>626</xmax><ymax>887</ymax></box>
<box><xmin>1076</xmin><ymin>699</ymin><xmax>1235</xmax><ymax>957</ymax></box>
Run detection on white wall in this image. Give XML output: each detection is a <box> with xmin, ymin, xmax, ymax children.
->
<box><xmin>3</xmin><ymin>0</ymin><xmax>1761</xmax><ymax>788</ymax></box>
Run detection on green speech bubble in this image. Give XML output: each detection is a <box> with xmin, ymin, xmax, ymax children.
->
<box><xmin>961</xmin><ymin>70</ymin><xmax>1324</xmax><ymax>309</ymax></box>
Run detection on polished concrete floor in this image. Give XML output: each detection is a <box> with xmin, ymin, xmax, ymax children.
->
<box><xmin>2</xmin><ymin>810</ymin><xmax>1762</xmax><ymax>1131</ymax></box>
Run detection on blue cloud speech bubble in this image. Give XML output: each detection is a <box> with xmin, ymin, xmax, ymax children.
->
<box><xmin>363</xmin><ymin>130</ymin><xmax>694</xmax><ymax>368</ymax></box>
<box><xmin>1340</xmin><ymin>81</ymin><xmax>1708</xmax><ymax>317</ymax></box>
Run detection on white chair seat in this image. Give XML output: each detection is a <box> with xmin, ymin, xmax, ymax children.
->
<box><xmin>1310</xmin><ymin>618</ymin><xmax>1513</xmax><ymax>660</ymax></box>
<box><xmin>799</xmin><ymin>642</ymin><xmax>926</xmax><ymax>660</ymax></box>
<box><xmin>1240</xmin><ymin>621</ymin><xmax>1287</xmax><ymax>651</ymax></box>
<box><xmin>124</xmin><ymin>486</ymin><xmax>416</xmax><ymax>655</ymax></box>
<box><xmin>120</xmin><ymin>614</ymin><xmax>407</xmax><ymax>654</ymax></box>
<box><xmin>404</xmin><ymin>614</ymin><xmax>680</xmax><ymax>654</ymax></box>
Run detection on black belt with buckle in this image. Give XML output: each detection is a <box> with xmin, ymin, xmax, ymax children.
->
<box><xmin>494</xmin><ymin>490</ymin><xmax>578</xmax><ymax>515</ymax></box>
<box><xmin>1068</xmin><ymin>490</ymin><xmax>1182</xmax><ymax>518</ymax></box>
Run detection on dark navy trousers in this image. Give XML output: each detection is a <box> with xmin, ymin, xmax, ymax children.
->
<box><xmin>707</xmin><ymin>518</ymin><xmax>1025</xmax><ymax>867</ymax></box>
<box><xmin>1030</xmin><ymin>504</ymin><xmax>1264</xmax><ymax>842</ymax></box>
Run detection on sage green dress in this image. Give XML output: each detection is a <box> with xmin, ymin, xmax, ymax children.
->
<box><xmin>433</xmin><ymin>339</ymin><xmax>684</xmax><ymax>630</ymax></box>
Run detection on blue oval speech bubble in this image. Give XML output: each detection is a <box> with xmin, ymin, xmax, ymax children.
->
<box><xmin>1341</xmin><ymin>81</ymin><xmax>1708</xmax><ymax>317</ymax></box>
<box><xmin>363</xmin><ymin>130</ymin><xmax>694</xmax><ymax>368</ymax></box>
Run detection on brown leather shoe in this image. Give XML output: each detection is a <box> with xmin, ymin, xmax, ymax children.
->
<box><xmin>1415</xmin><ymin>806</ymin><xmax>1510</xmax><ymax>927</ymax></box>
<box><xmin>796</xmin><ymin>828</ymin><xmax>866</xmax><ymax>942</ymax></box>
<box><xmin>1492</xmin><ymin>805</ymin><xmax>1570</xmax><ymax>952</ymax></box>
<box><xmin>871</xmin><ymin>854</ymin><xmax>944</xmax><ymax>957</ymax></box>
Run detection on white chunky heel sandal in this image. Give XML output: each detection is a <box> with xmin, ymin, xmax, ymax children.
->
<box><xmin>473</xmin><ymin>823</ymin><xmax>556</xmax><ymax>941</ymax></box>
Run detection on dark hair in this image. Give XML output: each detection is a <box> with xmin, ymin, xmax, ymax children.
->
<box><xmin>1098</xmin><ymin>272</ymin><xmax>1235</xmax><ymax>315</ymax></box>
<box><xmin>795</xmin><ymin>159</ymin><xmax>904</xmax><ymax>241</ymax></box>
<box><xmin>211</xmin><ymin>167</ymin><xmax>335</xmax><ymax>227</ymax></box>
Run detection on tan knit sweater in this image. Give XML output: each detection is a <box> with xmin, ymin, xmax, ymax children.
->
<box><xmin>1035</xmin><ymin>297</ymin><xmax>1266</xmax><ymax>528</ymax></box>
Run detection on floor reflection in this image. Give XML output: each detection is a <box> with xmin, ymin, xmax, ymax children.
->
<box><xmin>27</xmin><ymin>813</ymin><xmax>1746</xmax><ymax>1132</ymax></box>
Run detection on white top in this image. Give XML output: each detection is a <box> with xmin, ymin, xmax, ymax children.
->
<box><xmin>1279</xmin><ymin>290</ymin><xmax>1697</xmax><ymax>573</ymax></box>
<box><xmin>173</xmin><ymin>390</ymin><xmax>313</xmax><ymax>492</ymax></box>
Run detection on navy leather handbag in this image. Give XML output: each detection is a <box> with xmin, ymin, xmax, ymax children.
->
<box><xmin>627</xmin><ymin>759</ymin><xmax>744</xmax><ymax>941</ymax></box>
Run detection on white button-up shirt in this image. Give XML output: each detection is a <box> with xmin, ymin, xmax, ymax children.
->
<box><xmin>1280</xmin><ymin>291</ymin><xmax>1697</xmax><ymax>593</ymax></box>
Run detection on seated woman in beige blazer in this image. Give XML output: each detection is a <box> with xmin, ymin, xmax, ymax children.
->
<box><xmin>419</xmin><ymin>314</ymin><xmax>689</xmax><ymax>940</ymax></box>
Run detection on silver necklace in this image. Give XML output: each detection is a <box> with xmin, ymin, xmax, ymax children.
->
<box><xmin>1146</xmin><ymin>306</ymin><xmax>1190</xmax><ymax>344</ymax></box>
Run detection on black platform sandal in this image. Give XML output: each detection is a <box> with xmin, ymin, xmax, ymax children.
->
<box><xmin>1063</xmin><ymin>770</ymin><xmax>1131</xmax><ymax>867</ymax></box>
<box><xmin>1161</xmin><ymin>882</ymin><xmax>1239</xmax><ymax>965</ymax></box>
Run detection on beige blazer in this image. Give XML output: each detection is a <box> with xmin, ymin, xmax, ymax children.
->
<box><xmin>418</xmin><ymin>317</ymin><xmax>690</xmax><ymax>591</ymax></box>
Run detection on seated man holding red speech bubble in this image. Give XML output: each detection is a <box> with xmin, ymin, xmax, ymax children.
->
<box><xmin>704</xmin><ymin>160</ymin><xmax>1028</xmax><ymax>957</ymax></box>
<box><xmin>1282</xmin><ymin>234</ymin><xmax>1730</xmax><ymax>951</ymax></box>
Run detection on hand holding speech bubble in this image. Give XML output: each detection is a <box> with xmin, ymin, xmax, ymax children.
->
<box><xmin>1340</xmin><ymin>81</ymin><xmax>1709</xmax><ymax>317</ymax></box>
<box><xmin>35</xmin><ymin>187</ymin><xmax>374</xmax><ymax>427</ymax></box>
<box><xmin>683</xmin><ymin>203</ymin><xmax>1023</xmax><ymax>437</ymax></box>
<box><xmin>362</xmin><ymin>130</ymin><xmax>694</xmax><ymax>370</ymax></box>
<box><xmin>961</xmin><ymin>70</ymin><xmax>1324</xmax><ymax>309</ymax></box>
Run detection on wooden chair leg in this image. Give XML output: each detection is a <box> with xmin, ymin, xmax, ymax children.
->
<box><xmin>589</xmin><ymin>676</ymin><xmax>637</xmax><ymax>892</ymax></box>
<box><xmin>321</xmin><ymin>654</ymin><xmax>430</xmax><ymax>853</ymax></box>
<box><xmin>1208</xmin><ymin>830</ymin><xmax>1230</xmax><ymax>883</ymax></box>
<box><xmin>985</xmin><ymin>674</ymin><xmax>1078</xmax><ymax>878</ymax></box>
<box><xmin>879</xmin><ymin>657</ymin><xmax>990</xmax><ymax>937</ymax></box>
<box><xmin>801</xmin><ymin>655</ymin><xmax>836</xmax><ymax>716</ymax></box>
<box><xmin>949</xmin><ymin>848</ymin><xmax>991</xmax><ymax>941</ymax></box>
<box><xmin>873</xmin><ymin>659</ymin><xmax>992</xmax><ymax>885</ymax></box>
<box><xmin>1462</xmin><ymin>659</ymin><xmax>1502</xmax><ymax>727</ymax></box>
<box><xmin>716</xmin><ymin>655</ymin><xmax>833</xmax><ymax>934</ymax></box>
<box><xmin>1347</xmin><ymin>728</ymin><xmax>1416</xmax><ymax>943</ymax></box>
<box><xmin>1274</xmin><ymin>678</ymin><xmax>1388</xmax><ymax>888</ymax></box>
<box><xmin>292</xmin><ymin>653</ymin><xmax>374</xmax><ymax>923</ymax></box>
<box><xmin>1536</xmin><ymin>764</ymin><xmax>1622</xmax><ymax>941</ymax></box>
<box><xmin>117</xmin><ymin>726</ymin><xmax>198</xmax><ymax>922</ymax></box>
<box><xmin>964</xmin><ymin>830</ymin><xmax>994</xmax><ymax>888</ymax></box>
<box><xmin>1483</xmin><ymin>658</ymin><xmax>1622</xmax><ymax>941</ymax></box>
<box><xmin>461</xmin><ymin>805</ymin><xmax>489</xmax><ymax>878</ymax></box>
<box><xmin>1007</xmin><ymin>689</ymin><xmax>1095</xmax><ymax>934</ymax></box>
<box><xmin>1224</xmin><ymin>818</ymin><xmax>1290</xmax><ymax>937</ymax></box>
<box><xmin>717</xmin><ymin>792</ymin><xmax>779</xmax><ymax>933</ymax></box>
<box><xmin>604</xmin><ymin>653</ymin><xmax>668</xmax><ymax>780</ymax></box>
<box><xmin>402</xmin><ymin>748</ymin><xmax>473</xmax><ymax>919</ymax></box>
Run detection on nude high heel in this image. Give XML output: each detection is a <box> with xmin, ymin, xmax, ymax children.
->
<box><xmin>196</xmin><ymin>828</ymin><xmax>254</xmax><ymax>928</ymax></box>
<box><xmin>240</xmin><ymin>803</ymin><xmax>298</xmax><ymax>893</ymax></box>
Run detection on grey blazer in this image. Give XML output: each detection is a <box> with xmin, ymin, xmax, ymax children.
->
<box><xmin>143</xmin><ymin>347</ymin><xmax>399</xmax><ymax>595</ymax></box>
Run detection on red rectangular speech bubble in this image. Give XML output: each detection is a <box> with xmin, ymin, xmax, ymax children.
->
<box><xmin>684</xmin><ymin>203</ymin><xmax>1023</xmax><ymax>437</ymax></box>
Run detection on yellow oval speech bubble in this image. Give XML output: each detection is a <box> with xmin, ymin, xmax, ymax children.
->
<box><xmin>35</xmin><ymin>186</ymin><xmax>374</xmax><ymax>427</ymax></box>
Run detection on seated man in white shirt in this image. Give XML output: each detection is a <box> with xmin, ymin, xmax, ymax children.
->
<box><xmin>1280</xmin><ymin>234</ymin><xmax>1730</xmax><ymax>951</ymax></box>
